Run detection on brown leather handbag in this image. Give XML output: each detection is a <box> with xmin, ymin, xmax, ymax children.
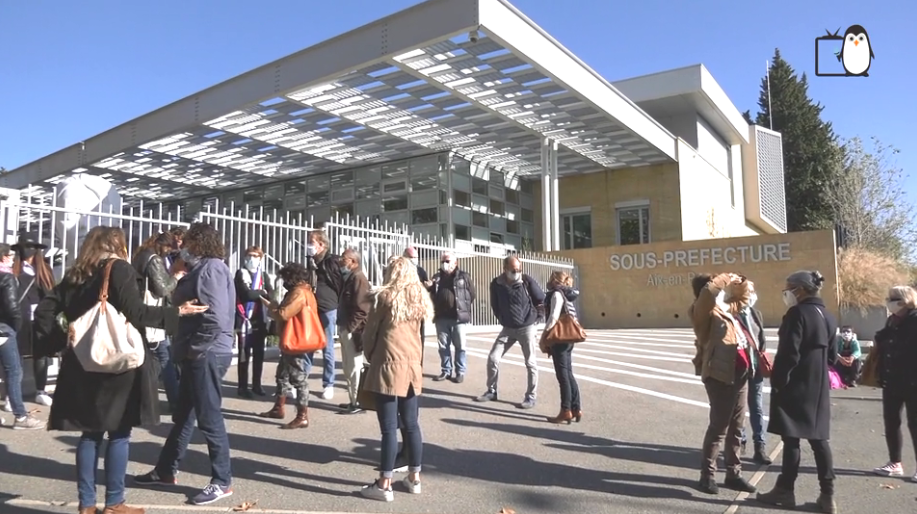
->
<box><xmin>543</xmin><ymin>311</ymin><xmax>587</xmax><ymax>345</ymax></box>
<box><xmin>280</xmin><ymin>286</ymin><xmax>326</xmax><ymax>355</ymax></box>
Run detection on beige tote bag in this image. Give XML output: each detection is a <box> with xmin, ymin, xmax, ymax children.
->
<box><xmin>70</xmin><ymin>259</ymin><xmax>146</xmax><ymax>374</ymax></box>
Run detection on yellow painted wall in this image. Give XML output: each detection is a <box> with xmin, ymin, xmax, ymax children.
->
<box><xmin>552</xmin><ymin>230</ymin><xmax>838</xmax><ymax>329</ymax></box>
<box><xmin>532</xmin><ymin>162</ymin><xmax>683</xmax><ymax>249</ymax></box>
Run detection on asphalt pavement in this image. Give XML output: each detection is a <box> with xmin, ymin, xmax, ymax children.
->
<box><xmin>1</xmin><ymin>328</ymin><xmax>914</xmax><ymax>514</ymax></box>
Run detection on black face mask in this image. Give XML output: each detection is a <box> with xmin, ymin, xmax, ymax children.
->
<box><xmin>19</xmin><ymin>247</ymin><xmax>37</xmax><ymax>260</ymax></box>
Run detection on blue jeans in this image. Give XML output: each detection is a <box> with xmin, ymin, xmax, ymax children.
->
<box><xmin>77</xmin><ymin>429</ymin><xmax>132</xmax><ymax>508</ymax></box>
<box><xmin>376</xmin><ymin>386</ymin><xmax>422</xmax><ymax>478</ymax></box>
<box><xmin>153</xmin><ymin>338</ymin><xmax>179</xmax><ymax>408</ymax></box>
<box><xmin>303</xmin><ymin>309</ymin><xmax>336</xmax><ymax>388</ymax></box>
<box><xmin>0</xmin><ymin>335</ymin><xmax>26</xmax><ymax>418</ymax></box>
<box><xmin>155</xmin><ymin>352</ymin><xmax>233</xmax><ymax>486</ymax></box>
<box><xmin>435</xmin><ymin>319</ymin><xmax>467</xmax><ymax>376</ymax></box>
<box><xmin>741</xmin><ymin>374</ymin><xmax>766</xmax><ymax>445</ymax></box>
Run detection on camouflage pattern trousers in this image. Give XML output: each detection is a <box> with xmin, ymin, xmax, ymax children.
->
<box><xmin>276</xmin><ymin>354</ymin><xmax>309</xmax><ymax>407</ymax></box>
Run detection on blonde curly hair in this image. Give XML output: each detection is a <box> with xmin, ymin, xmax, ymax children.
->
<box><xmin>375</xmin><ymin>256</ymin><xmax>434</xmax><ymax>323</ymax></box>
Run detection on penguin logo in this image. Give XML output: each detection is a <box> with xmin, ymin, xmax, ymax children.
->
<box><xmin>837</xmin><ymin>25</ymin><xmax>874</xmax><ymax>76</ymax></box>
<box><xmin>814</xmin><ymin>25</ymin><xmax>875</xmax><ymax>77</ymax></box>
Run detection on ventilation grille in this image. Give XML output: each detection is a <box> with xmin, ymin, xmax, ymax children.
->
<box><xmin>755</xmin><ymin>128</ymin><xmax>787</xmax><ymax>232</ymax></box>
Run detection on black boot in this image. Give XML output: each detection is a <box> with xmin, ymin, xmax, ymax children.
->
<box><xmin>753</xmin><ymin>443</ymin><xmax>772</xmax><ymax>465</ymax></box>
<box><xmin>725</xmin><ymin>473</ymin><xmax>757</xmax><ymax>493</ymax></box>
<box><xmin>697</xmin><ymin>475</ymin><xmax>719</xmax><ymax>494</ymax></box>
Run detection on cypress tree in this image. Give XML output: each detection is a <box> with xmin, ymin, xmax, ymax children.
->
<box><xmin>748</xmin><ymin>49</ymin><xmax>841</xmax><ymax>232</ymax></box>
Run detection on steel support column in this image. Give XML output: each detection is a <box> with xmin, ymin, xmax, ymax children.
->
<box><xmin>540</xmin><ymin>138</ymin><xmax>559</xmax><ymax>252</ymax></box>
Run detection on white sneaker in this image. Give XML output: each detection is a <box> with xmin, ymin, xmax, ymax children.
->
<box><xmin>2</xmin><ymin>397</ymin><xmax>11</xmax><ymax>413</ymax></box>
<box><xmin>321</xmin><ymin>387</ymin><xmax>334</xmax><ymax>400</ymax></box>
<box><xmin>35</xmin><ymin>392</ymin><xmax>53</xmax><ymax>407</ymax></box>
<box><xmin>13</xmin><ymin>414</ymin><xmax>46</xmax><ymax>430</ymax></box>
<box><xmin>873</xmin><ymin>462</ymin><xmax>904</xmax><ymax>476</ymax></box>
<box><xmin>360</xmin><ymin>482</ymin><xmax>394</xmax><ymax>502</ymax></box>
<box><xmin>402</xmin><ymin>476</ymin><xmax>421</xmax><ymax>494</ymax></box>
<box><xmin>911</xmin><ymin>472</ymin><xmax>917</xmax><ymax>484</ymax></box>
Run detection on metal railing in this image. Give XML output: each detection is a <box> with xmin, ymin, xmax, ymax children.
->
<box><xmin>1</xmin><ymin>196</ymin><xmax>575</xmax><ymax>329</ymax></box>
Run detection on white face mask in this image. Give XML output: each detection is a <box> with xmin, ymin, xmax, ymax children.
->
<box><xmin>715</xmin><ymin>290</ymin><xmax>730</xmax><ymax>311</ymax></box>
<box><xmin>244</xmin><ymin>257</ymin><xmax>260</xmax><ymax>272</ymax></box>
<box><xmin>180</xmin><ymin>248</ymin><xmax>200</xmax><ymax>267</ymax></box>
<box><xmin>782</xmin><ymin>289</ymin><xmax>798</xmax><ymax>308</ymax></box>
<box><xmin>306</xmin><ymin>244</ymin><xmax>316</xmax><ymax>257</ymax></box>
<box><xmin>887</xmin><ymin>301</ymin><xmax>903</xmax><ymax>314</ymax></box>
<box><xmin>747</xmin><ymin>293</ymin><xmax>758</xmax><ymax>308</ymax></box>
<box><xmin>841</xmin><ymin>331</ymin><xmax>854</xmax><ymax>342</ymax></box>
<box><xmin>441</xmin><ymin>261</ymin><xmax>453</xmax><ymax>272</ymax></box>
<box><xmin>506</xmin><ymin>271</ymin><xmax>521</xmax><ymax>282</ymax></box>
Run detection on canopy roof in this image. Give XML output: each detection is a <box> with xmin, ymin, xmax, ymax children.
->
<box><xmin>2</xmin><ymin>0</ymin><xmax>677</xmax><ymax>205</ymax></box>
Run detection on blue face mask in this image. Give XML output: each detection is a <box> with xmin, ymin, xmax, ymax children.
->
<box><xmin>180</xmin><ymin>248</ymin><xmax>200</xmax><ymax>267</ymax></box>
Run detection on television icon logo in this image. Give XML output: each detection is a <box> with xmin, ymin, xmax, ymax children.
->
<box><xmin>815</xmin><ymin>26</ymin><xmax>875</xmax><ymax>77</ymax></box>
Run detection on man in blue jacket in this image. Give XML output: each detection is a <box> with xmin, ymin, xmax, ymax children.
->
<box><xmin>475</xmin><ymin>256</ymin><xmax>545</xmax><ymax>409</ymax></box>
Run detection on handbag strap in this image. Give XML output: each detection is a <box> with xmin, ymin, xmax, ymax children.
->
<box><xmin>99</xmin><ymin>259</ymin><xmax>117</xmax><ymax>303</ymax></box>
<box><xmin>17</xmin><ymin>276</ymin><xmax>35</xmax><ymax>305</ymax></box>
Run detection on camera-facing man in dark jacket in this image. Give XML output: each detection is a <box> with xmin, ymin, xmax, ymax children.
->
<box><xmin>428</xmin><ymin>251</ymin><xmax>475</xmax><ymax>383</ymax></box>
<box><xmin>305</xmin><ymin>230</ymin><xmax>344</xmax><ymax>401</ymax></box>
<box><xmin>475</xmin><ymin>256</ymin><xmax>544</xmax><ymax>409</ymax></box>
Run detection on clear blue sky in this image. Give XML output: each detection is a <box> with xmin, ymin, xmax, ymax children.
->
<box><xmin>1</xmin><ymin>0</ymin><xmax>912</xmax><ymax>199</ymax></box>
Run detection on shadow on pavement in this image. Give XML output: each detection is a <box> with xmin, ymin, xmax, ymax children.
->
<box><xmin>442</xmin><ymin>417</ymin><xmax>699</xmax><ymax>470</ymax></box>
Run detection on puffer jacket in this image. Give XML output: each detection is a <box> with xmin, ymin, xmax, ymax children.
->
<box><xmin>690</xmin><ymin>273</ymin><xmax>741</xmax><ymax>385</ymax></box>
<box><xmin>0</xmin><ymin>272</ymin><xmax>22</xmax><ymax>333</ymax></box>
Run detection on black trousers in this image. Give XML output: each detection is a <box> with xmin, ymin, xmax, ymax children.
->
<box><xmin>32</xmin><ymin>356</ymin><xmax>50</xmax><ymax>392</ymax></box>
<box><xmin>882</xmin><ymin>387</ymin><xmax>917</xmax><ymax>463</ymax></box>
<box><xmin>835</xmin><ymin>359</ymin><xmax>862</xmax><ymax>386</ymax></box>
<box><xmin>777</xmin><ymin>438</ymin><xmax>835</xmax><ymax>494</ymax></box>
<box><xmin>551</xmin><ymin>343</ymin><xmax>581</xmax><ymax>411</ymax></box>
<box><xmin>237</xmin><ymin>329</ymin><xmax>267</xmax><ymax>391</ymax></box>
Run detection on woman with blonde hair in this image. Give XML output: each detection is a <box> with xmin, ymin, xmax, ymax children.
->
<box><xmin>539</xmin><ymin>270</ymin><xmax>582</xmax><ymax>424</ymax></box>
<box><xmin>871</xmin><ymin>285</ymin><xmax>917</xmax><ymax>482</ymax></box>
<box><xmin>359</xmin><ymin>256</ymin><xmax>433</xmax><ymax>502</ymax></box>
<box><xmin>33</xmin><ymin>226</ymin><xmax>207</xmax><ymax>514</ymax></box>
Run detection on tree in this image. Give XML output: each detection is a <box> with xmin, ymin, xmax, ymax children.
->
<box><xmin>825</xmin><ymin>136</ymin><xmax>915</xmax><ymax>259</ymax></box>
<box><xmin>748</xmin><ymin>49</ymin><xmax>842</xmax><ymax>232</ymax></box>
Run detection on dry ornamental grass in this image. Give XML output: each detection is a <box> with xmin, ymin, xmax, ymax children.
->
<box><xmin>837</xmin><ymin>247</ymin><xmax>910</xmax><ymax>312</ymax></box>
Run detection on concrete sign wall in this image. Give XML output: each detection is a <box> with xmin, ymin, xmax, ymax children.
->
<box><xmin>553</xmin><ymin>230</ymin><xmax>838</xmax><ymax>329</ymax></box>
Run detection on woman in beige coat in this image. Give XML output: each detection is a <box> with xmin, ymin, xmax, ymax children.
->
<box><xmin>359</xmin><ymin>256</ymin><xmax>433</xmax><ymax>502</ymax></box>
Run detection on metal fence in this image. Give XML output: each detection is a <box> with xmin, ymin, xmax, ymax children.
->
<box><xmin>1</xmin><ymin>196</ymin><xmax>575</xmax><ymax>329</ymax></box>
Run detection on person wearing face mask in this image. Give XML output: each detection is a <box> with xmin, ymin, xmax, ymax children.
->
<box><xmin>9</xmin><ymin>232</ymin><xmax>55</xmax><ymax>409</ymax></box>
<box><xmin>832</xmin><ymin>326</ymin><xmax>862</xmax><ymax>388</ymax></box>
<box><xmin>756</xmin><ymin>270</ymin><xmax>838</xmax><ymax>514</ymax></box>
<box><xmin>336</xmin><ymin>249</ymin><xmax>371</xmax><ymax>414</ymax></box>
<box><xmin>429</xmin><ymin>252</ymin><xmax>475</xmax><ymax>383</ymax></box>
<box><xmin>304</xmin><ymin>230</ymin><xmax>344</xmax><ymax>401</ymax></box>
<box><xmin>476</xmin><ymin>256</ymin><xmax>544</xmax><ymax>409</ymax></box>
<box><xmin>689</xmin><ymin>273</ymin><xmax>756</xmax><ymax>495</ymax></box>
<box><xmin>730</xmin><ymin>280</ymin><xmax>773</xmax><ymax>466</ymax></box>
<box><xmin>870</xmin><ymin>286</ymin><xmax>917</xmax><ymax>482</ymax></box>
<box><xmin>234</xmin><ymin>246</ymin><xmax>274</xmax><ymax>398</ymax></box>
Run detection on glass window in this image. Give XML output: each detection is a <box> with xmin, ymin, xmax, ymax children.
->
<box><xmin>243</xmin><ymin>189</ymin><xmax>262</xmax><ymax>202</ymax></box>
<box><xmin>521</xmin><ymin>208</ymin><xmax>534</xmax><ymax>223</ymax></box>
<box><xmin>489</xmin><ymin>185</ymin><xmax>504</xmax><ymax>200</ymax></box>
<box><xmin>472</xmin><ymin>211</ymin><xmax>488</xmax><ymax>228</ymax></box>
<box><xmin>332</xmin><ymin>203</ymin><xmax>354</xmax><ymax>220</ymax></box>
<box><xmin>490</xmin><ymin>170</ymin><xmax>505</xmax><ymax>185</ymax></box>
<box><xmin>472</xmin><ymin>178</ymin><xmax>488</xmax><ymax>195</ymax></box>
<box><xmin>263</xmin><ymin>185</ymin><xmax>283</xmax><ymax>200</ymax></box>
<box><xmin>490</xmin><ymin>233</ymin><xmax>504</xmax><ymax>244</ymax></box>
<box><xmin>356</xmin><ymin>183</ymin><xmax>380</xmax><ymax>200</ymax></box>
<box><xmin>562</xmin><ymin>213</ymin><xmax>593</xmax><ymax>250</ymax></box>
<box><xmin>382</xmin><ymin>162</ymin><xmax>408</xmax><ymax>180</ymax></box>
<box><xmin>455</xmin><ymin>224</ymin><xmax>471</xmax><ymax>241</ymax></box>
<box><xmin>356</xmin><ymin>166</ymin><xmax>382</xmax><ymax>185</ymax></box>
<box><xmin>505</xmin><ymin>188</ymin><xmax>519</xmax><ymax>205</ymax></box>
<box><xmin>440</xmin><ymin>190</ymin><xmax>448</xmax><ymax>205</ymax></box>
<box><xmin>490</xmin><ymin>199</ymin><xmax>505</xmax><ymax>216</ymax></box>
<box><xmin>616</xmin><ymin>206</ymin><xmax>650</xmax><ymax>245</ymax></box>
<box><xmin>411</xmin><ymin>207</ymin><xmax>438</xmax><ymax>225</ymax></box>
<box><xmin>263</xmin><ymin>199</ymin><xmax>283</xmax><ymax>212</ymax></box>
<box><xmin>520</xmin><ymin>179</ymin><xmax>534</xmax><ymax>194</ymax></box>
<box><xmin>383</xmin><ymin>182</ymin><xmax>406</xmax><ymax>193</ymax></box>
<box><xmin>306</xmin><ymin>191</ymin><xmax>329</xmax><ymax>207</ymax></box>
<box><xmin>382</xmin><ymin>196</ymin><xmax>408</xmax><ymax>212</ymax></box>
<box><xmin>410</xmin><ymin>155</ymin><xmax>438</xmax><ymax>191</ymax></box>
<box><xmin>454</xmin><ymin>190</ymin><xmax>471</xmax><ymax>208</ymax></box>
<box><xmin>451</xmin><ymin>157</ymin><xmax>471</xmax><ymax>175</ymax></box>
<box><xmin>330</xmin><ymin>170</ymin><xmax>354</xmax><ymax>190</ymax></box>
<box><xmin>506</xmin><ymin>219</ymin><xmax>519</xmax><ymax>234</ymax></box>
<box><xmin>284</xmin><ymin>181</ymin><xmax>305</xmax><ymax>196</ymax></box>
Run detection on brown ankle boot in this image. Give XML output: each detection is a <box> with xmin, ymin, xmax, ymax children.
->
<box><xmin>102</xmin><ymin>503</ymin><xmax>145</xmax><ymax>514</ymax></box>
<box><xmin>573</xmin><ymin>409</ymin><xmax>583</xmax><ymax>422</ymax></box>
<box><xmin>280</xmin><ymin>406</ymin><xmax>309</xmax><ymax>429</ymax></box>
<box><xmin>547</xmin><ymin>409</ymin><xmax>573</xmax><ymax>424</ymax></box>
<box><xmin>259</xmin><ymin>396</ymin><xmax>286</xmax><ymax>419</ymax></box>
<box><xmin>78</xmin><ymin>507</ymin><xmax>98</xmax><ymax>514</ymax></box>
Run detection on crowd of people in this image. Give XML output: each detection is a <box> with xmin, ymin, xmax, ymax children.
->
<box><xmin>1</xmin><ymin>222</ymin><xmax>915</xmax><ymax>514</ymax></box>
